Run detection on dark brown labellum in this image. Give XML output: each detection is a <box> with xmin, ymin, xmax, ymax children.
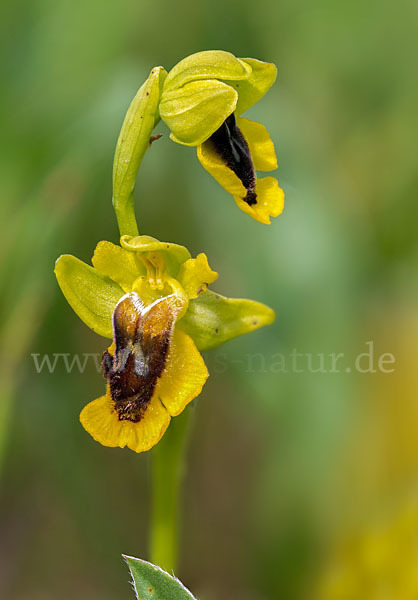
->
<box><xmin>208</xmin><ymin>113</ymin><xmax>257</xmax><ymax>206</ymax></box>
<box><xmin>102</xmin><ymin>293</ymin><xmax>178</xmax><ymax>422</ymax></box>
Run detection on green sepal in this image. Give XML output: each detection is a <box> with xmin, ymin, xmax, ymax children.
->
<box><xmin>159</xmin><ymin>79</ymin><xmax>238</xmax><ymax>146</ymax></box>
<box><xmin>120</xmin><ymin>235</ymin><xmax>191</xmax><ymax>277</ymax></box>
<box><xmin>163</xmin><ymin>50</ymin><xmax>251</xmax><ymax>92</ymax></box>
<box><xmin>177</xmin><ymin>290</ymin><xmax>275</xmax><ymax>351</ymax></box>
<box><xmin>113</xmin><ymin>65</ymin><xmax>167</xmax><ymax>236</ymax></box>
<box><xmin>227</xmin><ymin>58</ymin><xmax>277</xmax><ymax>115</ymax></box>
<box><xmin>124</xmin><ymin>555</ymin><xmax>196</xmax><ymax>600</ymax></box>
<box><xmin>54</xmin><ymin>255</ymin><xmax>124</xmax><ymax>338</ymax></box>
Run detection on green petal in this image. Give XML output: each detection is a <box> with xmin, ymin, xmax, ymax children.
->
<box><xmin>55</xmin><ymin>255</ymin><xmax>124</xmax><ymax>338</ymax></box>
<box><xmin>160</xmin><ymin>79</ymin><xmax>238</xmax><ymax>146</ymax></box>
<box><xmin>163</xmin><ymin>50</ymin><xmax>251</xmax><ymax>92</ymax></box>
<box><xmin>227</xmin><ymin>58</ymin><xmax>277</xmax><ymax>115</ymax></box>
<box><xmin>120</xmin><ymin>235</ymin><xmax>191</xmax><ymax>277</ymax></box>
<box><xmin>177</xmin><ymin>290</ymin><xmax>275</xmax><ymax>351</ymax></box>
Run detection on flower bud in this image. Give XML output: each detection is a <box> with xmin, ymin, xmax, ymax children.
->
<box><xmin>113</xmin><ymin>66</ymin><xmax>167</xmax><ymax>235</ymax></box>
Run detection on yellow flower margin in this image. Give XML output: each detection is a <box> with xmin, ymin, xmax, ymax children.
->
<box><xmin>81</xmin><ymin>328</ymin><xmax>208</xmax><ymax>453</ymax></box>
<box><xmin>197</xmin><ymin>116</ymin><xmax>284</xmax><ymax>224</ymax></box>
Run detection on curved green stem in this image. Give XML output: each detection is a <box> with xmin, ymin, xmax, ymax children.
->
<box><xmin>112</xmin><ymin>66</ymin><xmax>167</xmax><ymax>237</ymax></box>
<box><xmin>113</xmin><ymin>192</ymin><xmax>139</xmax><ymax>237</ymax></box>
<box><xmin>150</xmin><ymin>406</ymin><xmax>194</xmax><ymax>572</ymax></box>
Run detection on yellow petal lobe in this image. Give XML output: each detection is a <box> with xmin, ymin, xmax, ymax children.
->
<box><xmin>197</xmin><ymin>140</ymin><xmax>246</xmax><ymax>197</ymax></box>
<box><xmin>155</xmin><ymin>329</ymin><xmax>208</xmax><ymax>416</ymax></box>
<box><xmin>92</xmin><ymin>241</ymin><xmax>141</xmax><ymax>292</ymax></box>
<box><xmin>236</xmin><ymin>117</ymin><xmax>278</xmax><ymax>171</ymax></box>
<box><xmin>197</xmin><ymin>140</ymin><xmax>284</xmax><ymax>224</ymax></box>
<box><xmin>80</xmin><ymin>390</ymin><xmax>171</xmax><ymax>453</ymax></box>
<box><xmin>234</xmin><ymin>177</ymin><xmax>285</xmax><ymax>225</ymax></box>
<box><xmin>177</xmin><ymin>253</ymin><xmax>218</xmax><ymax>299</ymax></box>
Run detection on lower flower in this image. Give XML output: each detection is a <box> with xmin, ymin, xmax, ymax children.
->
<box><xmin>55</xmin><ymin>234</ymin><xmax>275</xmax><ymax>453</ymax></box>
<box><xmin>80</xmin><ymin>292</ymin><xmax>208</xmax><ymax>453</ymax></box>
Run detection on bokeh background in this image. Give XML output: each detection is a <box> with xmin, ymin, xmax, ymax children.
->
<box><xmin>1</xmin><ymin>0</ymin><xmax>418</xmax><ymax>598</ymax></box>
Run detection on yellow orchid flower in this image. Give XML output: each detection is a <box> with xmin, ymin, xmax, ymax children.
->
<box><xmin>159</xmin><ymin>50</ymin><xmax>284</xmax><ymax>224</ymax></box>
<box><xmin>55</xmin><ymin>235</ymin><xmax>274</xmax><ymax>453</ymax></box>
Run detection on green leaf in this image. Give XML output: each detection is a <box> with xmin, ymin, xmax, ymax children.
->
<box><xmin>55</xmin><ymin>254</ymin><xmax>124</xmax><ymax>338</ymax></box>
<box><xmin>124</xmin><ymin>555</ymin><xmax>197</xmax><ymax>600</ymax></box>
<box><xmin>160</xmin><ymin>79</ymin><xmax>238</xmax><ymax>146</ymax></box>
<box><xmin>177</xmin><ymin>290</ymin><xmax>275</xmax><ymax>351</ymax></box>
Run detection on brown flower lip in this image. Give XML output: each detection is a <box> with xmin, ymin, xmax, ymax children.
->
<box><xmin>208</xmin><ymin>113</ymin><xmax>257</xmax><ymax>206</ymax></box>
<box><xmin>102</xmin><ymin>293</ymin><xmax>177</xmax><ymax>423</ymax></box>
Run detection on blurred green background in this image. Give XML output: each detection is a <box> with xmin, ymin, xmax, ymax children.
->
<box><xmin>1</xmin><ymin>0</ymin><xmax>418</xmax><ymax>598</ymax></box>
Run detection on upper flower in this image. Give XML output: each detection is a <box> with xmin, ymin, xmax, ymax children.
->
<box><xmin>158</xmin><ymin>50</ymin><xmax>284</xmax><ymax>224</ymax></box>
<box><xmin>55</xmin><ymin>236</ymin><xmax>274</xmax><ymax>452</ymax></box>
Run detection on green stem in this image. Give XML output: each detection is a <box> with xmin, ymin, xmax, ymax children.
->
<box><xmin>150</xmin><ymin>406</ymin><xmax>194</xmax><ymax>572</ymax></box>
<box><xmin>113</xmin><ymin>192</ymin><xmax>139</xmax><ymax>237</ymax></box>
